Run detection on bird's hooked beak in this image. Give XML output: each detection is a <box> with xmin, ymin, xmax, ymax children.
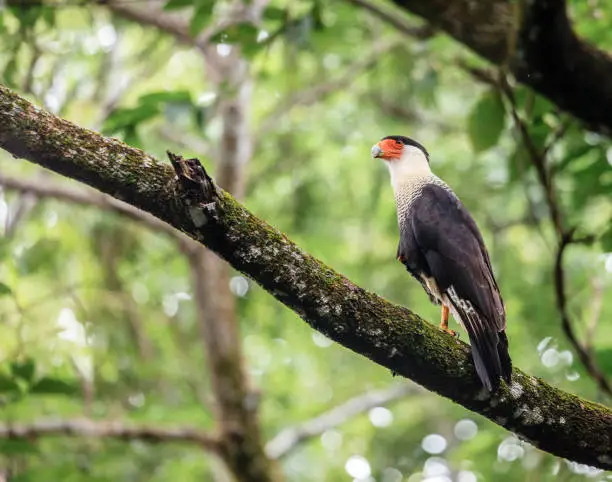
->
<box><xmin>371</xmin><ymin>143</ymin><xmax>383</xmax><ymax>159</ymax></box>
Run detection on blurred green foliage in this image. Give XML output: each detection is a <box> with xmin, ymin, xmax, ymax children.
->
<box><xmin>0</xmin><ymin>0</ymin><xmax>611</xmax><ymax>481</ymax></box>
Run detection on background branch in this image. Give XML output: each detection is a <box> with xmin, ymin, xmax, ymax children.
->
<box><xmin>255</xmin><ymin>39</ymin><xmax>400</xmax><ymax>140</ymax></box>
<box><xmin>346</xmin><ymin>0</ymin><xmax>435</xmax><ymax>39</ymax></box>
<box><xmin>554</xmin><ymin>234</ymin><xmax>612</xmax><ymax>397</ymax></box>
<box><xmin>0</xmin><ymin>419</ymin><xmax>220</xmax><ymax>451</ymax></box>
<box><xmin>498</xmin><ymin>75</ymin><xmax>612</xmax><ymax>398</ymax></box>
<box><xmin>0</xmin><ymin>173</ymin><xmax>195</xmax><ymax>254</ymax></box>
<box><xmin>265</xmin><ymin>384</ymin><xmax>418</xmax><ymax>459</ymax></box>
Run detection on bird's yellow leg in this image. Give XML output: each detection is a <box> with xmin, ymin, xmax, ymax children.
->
<box><xmin>439</xmin><ymin>305</ymin><xmax>456</xmax><ymax>337</ymax></box>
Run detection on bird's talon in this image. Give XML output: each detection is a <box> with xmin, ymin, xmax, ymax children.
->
<box><xmin>439</xmin><ymin>327</ymin><xmax>457</xmax><ymax>338</ymax></box>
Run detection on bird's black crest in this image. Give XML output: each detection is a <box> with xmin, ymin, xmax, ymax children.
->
<box><xmin>382</xmin><ymin>135</ymin><xmax>429</xmax><ymax>161</ymax></box>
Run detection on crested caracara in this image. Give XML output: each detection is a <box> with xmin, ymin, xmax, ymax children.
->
<box><xmin>372</xmin><ymin>135</ymin><xmax>512</xmax><ymax>391</ymax></box>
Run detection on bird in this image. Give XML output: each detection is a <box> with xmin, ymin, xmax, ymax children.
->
<box><xmin>371</xmin><ymin>135</ymin><xmax>512</xmax><ymax>391</ymax></box>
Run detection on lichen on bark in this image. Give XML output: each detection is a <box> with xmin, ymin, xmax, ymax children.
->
<box><xmin>1</xmin><ymin>84</ymin><xmax>611</xmax><ymax>470</ymax></box>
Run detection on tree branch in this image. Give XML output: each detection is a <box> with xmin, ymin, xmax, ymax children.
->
<box><xmin>346</xmin><ymin>0</ymin><xmax>435</xmax><ymax>39</ymax></box>
<box><xmin>383</xmin><ymin>0</ymin><xmax>612</xmax><ymax>134</ymax></box>
<box><xmin>0</xmin><ymin>419</ymin><xmax>220</xmax><ymax>451</ymax></box>
<box><xmin>105</xmin><ymin>0</ymin><xmax>203</xmax><ymax>50</ymax></box>
<box><xmin>105</xmin><ymin>0</ymin><xmax>267</xmax><ymax>53</ymax></box>
<box><xmin>1</xmin><ymin>84</ymin><xmax>611</xmax><ymax>470</ymax></box>
<box><xmin>265</xmin><ymin>384</ymin><xmax>418</xmax><ymax>459</ymax></box>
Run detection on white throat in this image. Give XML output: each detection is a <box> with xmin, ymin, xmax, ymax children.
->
<box><xmin>385</xmin><ymin>146</ymin><xmax>444</xmax><ymax>224</ymax></box>
<box><xmin>386</xmin><ymin>146</ymin><xmax>433</xmax><ymax>192</ymax></box>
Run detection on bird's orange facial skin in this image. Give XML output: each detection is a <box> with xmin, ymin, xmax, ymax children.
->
<box><xmin>376</xmin><ymin>138</ymin><xmax>404</xmax><ymax>161</ymax></box>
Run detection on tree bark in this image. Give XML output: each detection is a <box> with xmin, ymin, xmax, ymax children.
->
<box><xmin>390</xmin><ymin>0</ymin><xmax>612</xmax><ymax>134</ymax></box>
<box><xmin>1</xmin><ymin>84</ymin><xmax>611</xmax><ymax>470</ymax></box>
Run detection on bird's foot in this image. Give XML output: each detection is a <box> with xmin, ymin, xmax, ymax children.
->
<box><xmin>439</xmin><ymin>325</ymin><xmax>458</xmax><ymax>338</ymax></box>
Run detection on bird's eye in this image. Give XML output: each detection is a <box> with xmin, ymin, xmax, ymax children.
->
<box><xmin>395</xmin><ymin>141</ymin><xmax>403</xmax><ymax>146</ymax></box>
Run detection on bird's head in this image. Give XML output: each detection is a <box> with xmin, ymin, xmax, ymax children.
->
<box><xmin>371</xmin><ymin>135</ymin><xmax>429</xmax><ymax>163</ymax></box>
<box><xmin>371</xmin><ymin>136</ymin><xmax>431</xmax><ymax>181</ymax></box>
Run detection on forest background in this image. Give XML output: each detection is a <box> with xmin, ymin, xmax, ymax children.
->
<box><xmin>0</xmin><ymin>0</ymin><xmax>611</xmax><ymax>481</ymax></box>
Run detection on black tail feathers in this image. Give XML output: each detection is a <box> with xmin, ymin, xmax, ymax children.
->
<box><xmin>447</xmin><ymin>298</ymin><xmax>512</xmax><ymax>391</ymax></box>
<box><xmin>470</xmin><ymin>329</ymin><xmax>512</xmax><ymax>391</ymax></box>
<box><xmin>497</xmin><ymin>330</ymin><xmax>513</xmax><ymax>383</ymax></box>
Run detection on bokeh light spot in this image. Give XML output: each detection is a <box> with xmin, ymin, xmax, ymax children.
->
<box><xmin>541</xmin><ymin>348</ymin><xmax>560</xmax><ymax>368</ymax></box>
<box><xmin>423</xmin><ymin>457</ymin><xmax>450</xmax><ymax>477</ymax></box>
<box><xmin>454</xmin><ymin>419</ymin><xmax>478</xmax><ymax>440</ymax></box>
<box><xmin>381</xmin><ymin>467</ymin><xmax>402</xmax><ymax>482</ymax></box>
<box><xmin>498</xmin><ymin>437</ymin><xmax>525</xmax><ymax>462</ymax></box>
<box><xmin>368</xmin><ymin>407</ymin><xmax>393</xmax><ymax>427</ymax></box>
<box><xmin>345</xmin><ymin>455</ymin><xmax>371</xmax><ymax>480</ymax></box>
<box><xmin>422</xmin><ymin>434</ymin><xmax>447</xmax><ymax>454</ymax></box>
<box><xmin>457</xmin><ymin>470</ymin><xmax>477</xmax><ymax>482</ymax></box>
<box><xmin>230</xmin><ymin>276</ymin><xmax>249</xmax><ymax>297</ymax></box>
<box><xmin>320</xmin><ymin>430</ymin><xmax>342</xmax><ymax>451</ymax></box>
<box><xmin>312</xmin><ymin>332</ymin><xmax>333</xmax><ymax>348</ymax></box>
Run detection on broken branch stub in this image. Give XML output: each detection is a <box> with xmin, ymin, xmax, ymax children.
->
<box><xmin>168</xmin><ymin>151</ymin><xmax>220</xmax><ymax>228</ymax></box>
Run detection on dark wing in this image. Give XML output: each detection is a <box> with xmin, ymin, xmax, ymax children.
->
<box><xmin>410</xmin><ymin>184</ymin><xmax>511</xmax><ymax>390</ymax></box>
<box><xmin>397</xmin><ymin>231</ymin><xmax>439</xmax><ymax>305</ymax></box>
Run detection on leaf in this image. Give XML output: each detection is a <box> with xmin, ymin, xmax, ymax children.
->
<box><xmin>123</xmin><ymin>124</ymin><xmax>142</xmax><ymax>149</ymax></box>
<box><xmin>570</xmin><ymin>149</ymin><xmax>609</xmax><ymax>209</ymax></box>
<box><xmin>596</xmin><ymin>348</ymin><xmax>612</xmax><ymax>374</ymax></box>
<box><xmin>103</xmin><ymin>92</ymin><xmax>194</xmax><ymax>135</ymax></box>
<box><xmin>190</xmin><ymin>4</ymin><xmax>212</xmax><ymax>37</ymax></box>
<box><xmin>600</xmin><ymin>224</ymin><xmax>612</xmax><ymax>253</ymax></box>
<box><xmin>264</xmin><ymin>6</ymin><xmax>286</xmax><ymax>21</ymax></box>
<box><xmin>0</xmin><ymin>375</ymin><xmax>20</xmax><ymax>394</ymax></box>
<box><xmin>163</xmin><ymin>0</ymin><xmax>193</xmax><ymax>10</ymax></box>
<box><xmin>10</xmin><ymin>359</ymin><xmax>35</xmax><ymax>383</ymax></box>
<box><xmin>0</xmin><ymin>283</ymin><xmax>11</xmax><ymax>296</ymax></box>
<box><xmin>102</xmin><ymin>104</ymin><xmax>160</xmax><ymax>134</ymax></box>
<box><xmin>18</xmin><ymin>238</ymin><xmax>61</xmax><ymax>274</ymax></box>
<box><xmin>312</xmin><ymin>0</ymin><xmax>325</xmax><ymax>30</ymax></box>
<box><xmin>467</xmin><ymin>90</ymin><xmax>506</xmax><ymax>152</ymax></box>
<box><xmin>507</xmin><ymin>143</ymin><xmax>532</xmax><ymax>183</ymax></box>
<box><xmin>530</xmin><ymin>120</ymin><xmax>550</xmax><ymax>150</ymax></box>
<box><xmin>530</xmin><ymin>94</ymin><xmax>555</xmax><ymax>120</ymax></box>
<box><xmin>2</xmin><ymin>57</ymin><xmax>18</xmax><ymax>88</ymax></box>
<box><xmin>41</xmin><ymin>7</ymin><xmax>55</xmax><ymax>28</ymax></box>
<box><xmin>414</xmin><ymin>68</ymin><xmax>438</xmax><ymax>108</ymax></box>
<box><xmin>0</xmin><ymin>238</ymin><xmax>8</xmax><ymax>262</ymax></box>
<box><xmin>139</xmin><ymin>90</ymin><xmax>192</xmax><ymax>105</ymax></box>
<box><xmin>210</xmin><ymin>23</ymin><xmax>261</xmax><ymax>58</ymax></box>
<box><xmin>193</xmin><ymin>106</ymin><xmax>207</xmax><ymax>130</ymax></box>
<box><xmin>0</xmin><ymin>439</ymin><xmax>37</xmax><ymax>455</ymax></box>
<box><xmin>30</xmin><ymin>377</ymin><xmax>79</xmax><ymax>396</ymax></box>
<box><xmin>9</xmin><ymin>5</ymin><xmax>42</xmax><ymax>29</ymax></box>
<box><xmin>556</xmin><ymin>143</ymin><xmax>596</xmax><ymax>172</ymax></box>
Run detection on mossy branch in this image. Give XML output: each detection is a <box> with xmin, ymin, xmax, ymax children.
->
<box><xmin>1</xmin><ymin>84</ymin><xmax>611</xmax><ymax>469</ymax></box>
<box><xmin>388</xmin><ymin>0</ymin><xmax>612</xmax><ymax>134</ymax></box>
